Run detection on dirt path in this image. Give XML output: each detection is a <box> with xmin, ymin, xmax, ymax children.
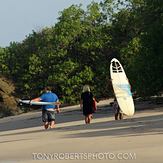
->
<box><xmin>0</xmin><ymin>100</ymin><xmax>163</xmax><ymax>163</ymax></box>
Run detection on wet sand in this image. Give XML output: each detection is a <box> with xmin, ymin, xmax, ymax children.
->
<box><xmin>0</xmin><ymin>100</ymin><xmax>163</xmax><ymax>163</ymax></box>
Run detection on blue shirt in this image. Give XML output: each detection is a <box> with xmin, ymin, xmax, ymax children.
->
<box><xmin>40</xmin><ymin>91</ymin><xmax>59</xmax><ymax>110</ymax></box>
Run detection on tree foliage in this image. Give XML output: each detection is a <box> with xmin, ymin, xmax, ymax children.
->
<box><xmin>0</xmin><ymin>0</ymin><xmax>162</xmax><ymax>104</ymax></box>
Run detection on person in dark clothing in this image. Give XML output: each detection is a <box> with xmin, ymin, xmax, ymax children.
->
<box><xmin>80</xmin><ymin>85</ymin><xmax>95</xmax><ymax>124</ymax></box>
<box><xmin>113</xmin><ymin>99</ymin><xmax>123</xmax><ymax>120</ymax></box>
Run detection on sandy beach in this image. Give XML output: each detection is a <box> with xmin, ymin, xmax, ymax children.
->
<box><xmin>0</xmin><ymin>100</ymin><xmax>163</xmax><ymax>163</ymax></box>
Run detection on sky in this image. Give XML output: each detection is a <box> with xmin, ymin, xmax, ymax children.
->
<box><xmin>0</xmin><ymin>0</ymin><xmax>101</xmax><ymax>47</ymax></box>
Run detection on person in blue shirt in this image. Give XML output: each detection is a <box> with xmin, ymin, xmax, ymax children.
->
<box><xmin>31</xmin><ymin>86</ymin><xmax>60</xmax><ymax>129</ymax></box>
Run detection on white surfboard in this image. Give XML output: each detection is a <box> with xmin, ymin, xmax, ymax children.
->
<box><xmin>110</xmin><ymin>58</ymin><xmax>135</xmax><ymax>116</ymax></box>
<box><xmin>19</xmin><ymin>99</ymin><xmax>60</xmax><ymax>106</ymax></box>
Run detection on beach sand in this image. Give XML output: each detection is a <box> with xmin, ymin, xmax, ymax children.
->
<box><xmin>0</xmin><ymin>100</ymin><xmax>163</xmax><ymax>163</ymax></box>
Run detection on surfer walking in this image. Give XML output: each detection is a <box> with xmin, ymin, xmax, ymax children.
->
<box><xmin>113</xmin><ymin>99</ymin><xmax>123</xmax><ymax>120</ymax></box>
<box><xmin>80</xmin><ymin>85</ymin><xmax>95</xmax><ymax>124</ymax></box>
<box><xmin>31</xmin><ymin>86</ymin><xmax>60</xmax><ymax>129</ymax></box>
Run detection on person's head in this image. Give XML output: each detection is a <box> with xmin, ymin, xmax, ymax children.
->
<box><xmin>44</xmin><ymin>86</ymin><xmax>52</xmax><ymax>92</ymax></box>
<box><xmin>82</xmin><ymin>85</ymin><xmax>90</xmax><ymax>93</ymax></box>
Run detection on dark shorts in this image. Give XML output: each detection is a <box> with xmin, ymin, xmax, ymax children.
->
<box><xmin>83</xmin><ymin>107</ymin><xmax>94</xmax><ymax>116</ymax></box>
<box><xmin>42</xmin><ymin>110</ymin><xmax>55</xmax><ymax>122</ymax></box>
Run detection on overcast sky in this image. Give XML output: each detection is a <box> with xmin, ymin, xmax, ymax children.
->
<box><xmin>0</xmin><ymin>0</ymin><xmax>101</xmax><ymax>47</ymax></box>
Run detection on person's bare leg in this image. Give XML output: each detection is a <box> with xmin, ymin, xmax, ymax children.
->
<box><xmin>50</xmin><ymin>121</ymin><xmax>55</xmax><ymax>128</ymax></box>
<box><xmin>85</xmin><ymin>116</ymin><xmax>87</xmax><ymax>124</ymax></box>
<box><xmin>44</xmin><ymin>122</ymin><xmax>49</xmax><ymax>129</ymax></box>
<box><xmin>88</xmin><ymin>114</ymin><xmax>92</xmax><ymax>123</ymax></box>
<box><xmin>119</xmin><ymin>113</ymin><xmax>123</xmax><ymax>120</ymax></box>
<box><xmin>115</xmin><ymin>113</ymin><xmax>118</xmax><ymax>120</ymax></box>
<box><xmin>85</xmin><ymin>116</ymin><xmax>89</xmax><ymax>124</ymax></box>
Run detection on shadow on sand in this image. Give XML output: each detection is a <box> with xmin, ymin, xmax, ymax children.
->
<box><xmin>0</xmin><ymin>108</ymin><xmax>163</xmax><ymax>138</ymax></box>
<box><xmin>59</xmin><ymin>113</ymin><xmax>163</xmax><ymax>138</ymax></box>
<box><xmin>0</xmin><ymin>107</ymin><xmax>112</xmax><ymax>132</ymax></box>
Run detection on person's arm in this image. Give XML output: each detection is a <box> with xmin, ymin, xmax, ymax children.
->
<box><xmin>31</xmin><ymin>97</ymin><xmax>41</xmax><ymax>102</ymax></box>
<box><xmin>93</xmin><ymin>97</ymin><xmax>97</xmax><ymax>103</ymax></box>
<box><xmin>55</xmin><ymin>100</ymin><xmax>60</xmax><ymax>113</ymax></box>
<box><xmin>28</xmin><ymin>97</ymin><xmax>41</xmax><ymax>105</ymax></box>
<box><xmin>80</xmin><ymin>99</ymin><xmax>83</xmax><ymax>109</ymax></box>
<box><xmin>80</xmin><ymin>94</ymin><xmax>83</xmax><ymax>110</ymax></box>
<box><xmin>92</xmin><ymin>93</ymin><xmax>97</xmax><ymax>104</ymax></box>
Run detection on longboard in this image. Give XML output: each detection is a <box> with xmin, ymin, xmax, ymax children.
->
<box><xmin>110</xmin><ymin>58</ymin><xmax>135</xmax><ymax>116</ymax></box>
<box><xmin>19</xmin><ymin>99</ymin><xmax>60</xmax><ymax>106</ymax></box>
